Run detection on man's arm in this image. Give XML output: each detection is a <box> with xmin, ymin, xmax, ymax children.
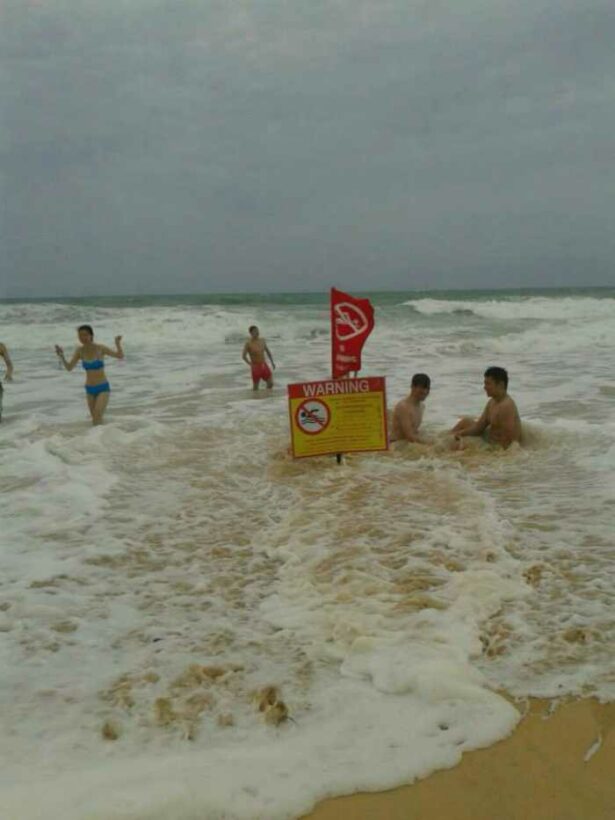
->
<box><xmin>456</xmin><ymin>403</ymin><xmax>490</xmax><ymax>438</ymax></box>
<box><xmin>0</xmin><ymin>344</ymin><xmax>13</xmax><ymax>381</ymax></box>
<box><xmin>242</xmin><ymin>341</ymin><xmax>251</xmax><ymax>366</ymax></box>
<box><xmin>99</xmin><ymin>336</ymin><xmax>124</xmax><ymax>359</ymax></box>
<box><xmin>264</xmin><ymin>343</ymin><xmax>275</xmax><ymax>369</ymax></box>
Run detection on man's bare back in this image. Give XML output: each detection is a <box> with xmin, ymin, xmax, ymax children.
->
<box><xmin>482</xmin><ymin>395</ymin><xmax>522</xmax><ymax>447</ymax></box>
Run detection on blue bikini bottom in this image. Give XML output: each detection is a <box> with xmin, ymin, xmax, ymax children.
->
<box><xmin>85</xmin><ymin>382</ymin><xmax>110</xmax><ymax>397</ymax></box>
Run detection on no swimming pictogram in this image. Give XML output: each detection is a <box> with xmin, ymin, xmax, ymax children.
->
<box><xmin>295</xmin><ymin>399</ymin><xmax>330</xmax><ymax>435</ymax></box>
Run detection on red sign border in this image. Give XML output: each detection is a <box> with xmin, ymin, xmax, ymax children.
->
<box><xmin>287</xmin><ymin>376</ymin><xmax>385</xmax><ymax>399</ymax></box>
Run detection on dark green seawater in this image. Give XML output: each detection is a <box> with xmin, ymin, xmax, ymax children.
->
<box><xmin>2</xmin><ymin>286</ymin><xmax>613</xmax><ymax>308</ymax></box>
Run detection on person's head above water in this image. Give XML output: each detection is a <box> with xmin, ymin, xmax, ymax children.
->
<box><xmin>248</xmin><ymin>325</ymin><xmax>259</xmax><ymax>338</ymax></box>
<box><xmin>484</xmin><ymin>366</ymin><xmax>508</xmax><ymax>398</ymax></box>
<box><xmin>410</xmin><ymin>372</ymin><xmax>431</xmax><ymax>400</ymax></box>
<box><xmin>77</xmin><ymin>324</ymin><xmax>94</xmax><ymax>343</ymax></box>
<box><xmin>411</xmin><ymin>373</ymin><xmax>431</xmax><ymax>389</ymax></box>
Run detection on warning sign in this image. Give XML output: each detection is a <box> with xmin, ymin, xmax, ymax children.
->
<box><xmin>288</xmin><ymin>377</ymin><xmax>388</xmax><ymax>458</ymax></box>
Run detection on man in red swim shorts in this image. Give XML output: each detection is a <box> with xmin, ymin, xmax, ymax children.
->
<box><xmin>242</xmin><ymin>325</ymin><xmax>276</xmax><ymax>390</ymax></box>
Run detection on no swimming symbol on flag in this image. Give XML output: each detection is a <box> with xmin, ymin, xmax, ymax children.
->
<box><xmin>330</xmin><ymin>288</ymin><xmax>375</xmax><ymax>378</ymax></box>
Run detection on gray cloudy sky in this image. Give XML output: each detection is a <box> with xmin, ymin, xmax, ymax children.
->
<box><xmin>2</xmin><ymin>0</ymin><xmax>614</xmax><ymax>297</ymax></box>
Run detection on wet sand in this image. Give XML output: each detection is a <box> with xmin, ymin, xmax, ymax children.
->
<box><xmin>305</xmin><ymin>698</ymin><xmax>615</xmax><ymax>820</ymax></box>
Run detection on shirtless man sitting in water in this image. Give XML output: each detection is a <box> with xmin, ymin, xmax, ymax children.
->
<box><xmin>391</xmin><ymin>373</ymin><xmax>431</xmax><ymax>443</ymax></box>
<box><xmin>242</xmin><ymin>325</ymin><xmax>276</xmax><ymax>390</ymax></box>
<box><xmin>451</xmin><ymin>366</ymin><xmax>522</xmax><ymax>449</ymax></box>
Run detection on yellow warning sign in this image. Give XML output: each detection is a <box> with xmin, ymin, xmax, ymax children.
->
<box><xmin>288</xmin><ymin>377</ymin><xmax>388</xmax><ymax>458</ymax></box>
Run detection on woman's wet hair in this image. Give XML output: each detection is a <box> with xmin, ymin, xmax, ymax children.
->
<box><xmin>411</xmin><ymin>373</ymin><xmax>431</xmax><ymax>389</ymax></box>
<box><xmin>78</xmin><ymin>324</ymin><xmax>94</xmax><ymax>338</ymax></box>
<box><xmin>484</xmin><ymin>366</ymin><xmax>508</xmax><ymax>387</ymax></box>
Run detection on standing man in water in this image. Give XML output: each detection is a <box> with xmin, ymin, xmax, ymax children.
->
<box><xmin>242</xmin><ymin>325</ymin><xmax>275</xmax><ymax>390</ymax></box>
<box><xmin>390</xmin><ymin>373</ymin><xmax>431</xmax><ymax>443</ymax></box>
<box><xmin>0</xmin><ymin>342</ymin><xmax>14</xmax><ymax>423</ymax></box>
<box><xmin>451</xmin><ymin>366</ymin><xmax>522</xmax><ymax>449</ymax></box>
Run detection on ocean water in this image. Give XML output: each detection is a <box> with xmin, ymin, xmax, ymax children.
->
<box><xmin>0</xmin><ymin>288</ymin><xmax>613</xmax><ymax>819</ymax></box>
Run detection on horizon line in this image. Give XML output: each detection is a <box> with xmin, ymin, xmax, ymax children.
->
<box><xmin>2</xmin><ymin>283</ymin><xmax>614</xmax><ymax>302</ymax></box>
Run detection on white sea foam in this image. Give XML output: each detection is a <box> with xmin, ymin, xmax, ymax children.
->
<box><xmin>403</xmin><ymin>295</ymin><xmax>615</xmax><ymax>322</ymax></box>
<box><xmin>0</xmin><ymin>291</ymin><xmax>614</xmax><ymax>818</ymax></box>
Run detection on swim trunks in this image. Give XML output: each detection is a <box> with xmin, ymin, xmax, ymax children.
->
<box><xmin>85</xmin><ymin>382</ymin><xmax>111</xmax><ymax>397</ymax></box>
<box><xmin>251</xmin><ymin>362</ymin><xmax>272</xmax><ymax>384</ymax></box>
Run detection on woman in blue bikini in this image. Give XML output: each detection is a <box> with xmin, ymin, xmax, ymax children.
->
<box><xmin>55</xmin><ymin>324</ymin><xmax>124</xmax><ymax>425</ymax></box>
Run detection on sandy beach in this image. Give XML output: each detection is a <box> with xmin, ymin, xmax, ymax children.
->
<box><xmin>306</xmin><ymin>698</ymin><xmax>615</xmax><ymax>819</ymax></box>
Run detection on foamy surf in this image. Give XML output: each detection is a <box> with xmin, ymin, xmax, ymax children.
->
<box><xmin>0</xmin><ymin>289</ymin><xmax>613</xmax><ymax>818</ymax></box>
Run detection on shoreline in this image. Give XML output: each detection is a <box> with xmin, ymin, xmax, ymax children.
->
<box><xmin>304</xmin><ymin>698</ymin><xmax>615</xmax><ymax>820</ymax></box>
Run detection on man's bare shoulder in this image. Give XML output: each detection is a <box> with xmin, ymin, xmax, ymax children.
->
<box><xmin>501</xmin><ymin>395</ymin><xmax>520</xmax><ymax>414</ymax></box>
<box><xmin>393</xmin><ymin>397</ymin><xmax>409</xmax><ymax>413</ymax></box>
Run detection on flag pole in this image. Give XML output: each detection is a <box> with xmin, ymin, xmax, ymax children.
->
<box><xmin>331</xmin><ymin>287</ymin><xmax>373</xmax><ymax>464</ymax></box>
<box><xmin>331</xmin><ymin>288</ymin><xmax>342</xmax><ymax>465</ymax></box>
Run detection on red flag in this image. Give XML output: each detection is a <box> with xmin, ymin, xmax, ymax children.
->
<box><xmin>331</xmin><ymin>287</ymin><xmax>375</xmax><ymax>378</ymax></box>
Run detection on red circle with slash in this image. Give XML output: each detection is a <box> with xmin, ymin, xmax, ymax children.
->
<box><xmin>295</xmin><ymin>399</ymin><xmax>331</xmax><ymax>435</ymax></box>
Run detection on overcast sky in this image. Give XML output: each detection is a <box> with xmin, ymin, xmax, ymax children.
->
<box><xmin>2</xmin><ymin>0</ymin><xmax>614</xmax><ymax>297</ymax></box>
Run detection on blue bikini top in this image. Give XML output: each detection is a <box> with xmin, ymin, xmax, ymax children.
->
<box><xmin>82</xmin><ymin>358</ymin><xmax>104</xmax><ymax>371</ymax></box>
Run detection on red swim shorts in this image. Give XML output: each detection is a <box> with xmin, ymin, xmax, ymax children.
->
<box><xmin>251</xmin><ymin>362</ymin><xmax>272</xmax><ymax>384</ymax></box>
